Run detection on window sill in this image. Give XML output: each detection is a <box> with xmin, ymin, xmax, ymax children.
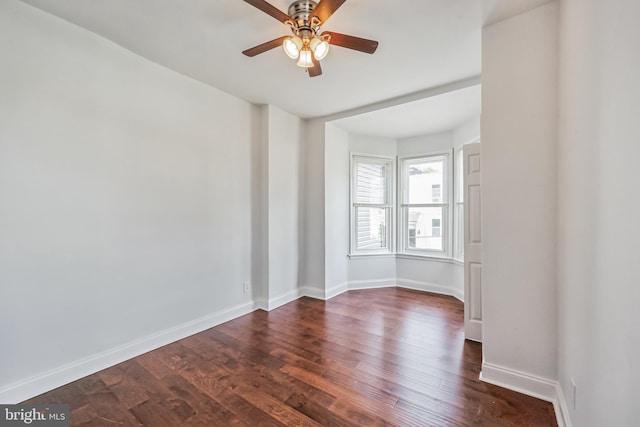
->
<box><xmin>348</xmin><ymin>253</ymin><xmax>396</xmax><ymax>260</ymax></box>
<box><xmin>348</xmin><ymin>253</ymin><xmax>463</xmax><ymax>265</ymax></box>
<box><xmin>396</xmin><ymin>253</ymin><xmax>456</xmax><ymax>264</ymax></box>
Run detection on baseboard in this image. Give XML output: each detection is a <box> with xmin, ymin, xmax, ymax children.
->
<box><xmin>301</xmin><ymin>280</ymin><xmax>461</xmax><ymax>302</ymax></box>
<box><xmin>348</xmin><ymin>278</ymin><xmax>397</xmax><ymax>290</ymax></box>
<box><xmin>554</xmin><ymin>383</ymin><xmax>572</xmax><ymax>427</ymax></box>
<box><xmin>345</xmin><ymin>279</ymin><xmax>462</xmax><ymax>302</ymax></box>
<box><xmin>253</xmin><ymin>297</ymin><xmax>268</xmax><ymax>311</ymax></box>
<box><xmin>324</xmin><ymin>282</ymin><xmax>348</xmax><ymax>299</ymax></box>
<box><xmin>263</xmin><ymin>289</ymin><xmax>303</xmax><ymax>311</ymax></box>
<box><xmin>259</xmin><ymin>283</ymin><xmax>349</xmax><ymax>307</ymax></box>
<box><xmin>298</xmin><ymin>286</ymin><xmax>327</xmax><ymax>300</ymax></box>
<box><xmin>480</xmin><ymin>361</ymin><xmax>569</xmax><ymax>427</ymax></box>
<box><xmin>396</xmin><ymin>278</ymin><xmax>463</xmax><ymax>301</ymax></box>
<box><xmin>451</xmin><ymin>288</ymin><xmax>464</xmax><ymax>302</ymax></box>
<box><xmin>480</xmin><ymin>361</ymin><xmax>558</xmax><ymax>402</ymax></box>
<box><xmin>0</xmin><ymin>301</ymin><xmax>257</xmax><ymax>404</ymax></box>
<box><xmin>299</xmin><ymin>283</ymin><xmax>348</xmax><ymax>301</ymax></box>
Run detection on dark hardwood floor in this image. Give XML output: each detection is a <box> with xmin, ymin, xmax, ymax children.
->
<box><xmin>24</xmin><ymin>288</ymin><xmax>557</xmax><ymax>426</ymax></box>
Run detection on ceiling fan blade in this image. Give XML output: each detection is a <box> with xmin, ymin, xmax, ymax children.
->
<box><xmin>312</xmin><ymin>0</ymin><xmax>347</xmax><ymax>24</ymax></box>
<box><xmin>323</xmin><ymin>31</ymin><xmax>378</xmax><ymax>54</ymax></box>
<box><xmin>242</xmin><ymin>36</ymin><xmax>288</xmax><ymax>57</ymax></box>
<box><xmin>243</xmin><ymin>0</ymin><xmax>291</xmax><ymax>24</ymax></box>
<box><xmin>308</xmin><ymin>58</ymin><xmax>322</xmax><ymax>77</ymax></box>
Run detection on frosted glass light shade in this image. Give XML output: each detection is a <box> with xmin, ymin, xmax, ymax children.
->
<box><xmin>297</xmin><ymin>49</ymin><xmax>313</xmax><ymax>68</ymax></box>
<box><xmin>283</xmin><ymin>37</ymin><xmax>303</xmax><ymax>59</ymax></box>
<box><xmin>310</xmin><ymin>37</ymin><xmax>330</xmax><ymax>60</ymax></box>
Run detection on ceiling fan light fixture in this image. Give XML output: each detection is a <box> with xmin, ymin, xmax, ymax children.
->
<box><xmin>283</xmin><ymin>36</ymin><xmax>303</xmax><ymax>59</ymax></box>
<box><xmin>296</xmin><ymin>48</ymin><xmax>313</xmax><ymax>68</ymax></box>
<box><xmin>242</xmin><ymin>0</ymin><xmax>380</xmax><ymax>77</ymax></box>
<box><xmin>309</xmin><ymin>36</ymin><xmax>330</xmax><ymax>60</ymax></box>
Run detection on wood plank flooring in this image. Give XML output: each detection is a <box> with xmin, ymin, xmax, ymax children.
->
<box><xmin>24</xmin><ymin>288</ymin><xmax>557</xmax><ymax>426</ymax></box>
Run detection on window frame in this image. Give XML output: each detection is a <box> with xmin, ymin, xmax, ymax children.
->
<box><xmin>349</xmin><ymin>153</ymin><xmax>396</xmax><ymax>255</ymax></box>
<box><xmin>398</xmin><ymin>151</ymin><xmax>453</xmax><ymax>258</ymax></box>
<box><xmin>453</xmin><ymin>146</ymin><xmax>465</xmax><ymax>261</ymax></box>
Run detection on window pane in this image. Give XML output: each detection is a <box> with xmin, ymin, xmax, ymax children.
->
<box><xmin>407</xmin><ymin>207</ymin><xmax>443</xmax><ymax>251</ymax></box>
<box><xmin>356</xmin><ymin>161</ymin><xmax>388</xmax><ymax>204</ymax></box>
<box><xmin>356</xmin><ymin>207</ymin><xmax>388</xmax><ymax>250</ymax></box>
<box><xmin>407</xmin><ymin>158</ymin><xmax>445</xmax><ymax>204</ymax></box>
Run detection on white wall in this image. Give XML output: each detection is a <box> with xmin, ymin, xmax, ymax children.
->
<box><xmin>324</xmin><ymin>124</ymin><xmax>349</xmax><ymax>294</ymax></box>
<box><xmin>398</xmin><ymin>131</ymin><xmax>453</xmax><ymax>155</ymax></box>
<box><xmin>349</xmin><ymin>134</ymin><xmax>398</xmax><ymax>156</ymax></box>
<box><xmin>481</xmin><ymin>0</ymin><xmax>558</xmax><ymax>390</ymax></box>
<box><xmin>395</xmin><ymin>257</ymin><xmax>462</xmax><ymax>297</ymax></box>
<box><xmin>0</xmin><ymin>0</ymin><xmax>261</xmax><ymax>401</ymax></box>
<box><xmin>264</xmin><ymin>106</ymin><xmax>304</xmax><ymax>307</ymax></box>
<box><xmin>299</xmin><ymin>118</ymin><xmax>326</xmax><ymax>297</ymax></box>
<box><xmin>453</xmin><ymin>116</ymin><xmax>481</xmax><ymax>147</ymax></box>
<box><xmin>558</xmin><ymin>0</ymin><xmax>640</xmax><ymax>425</ymax></box>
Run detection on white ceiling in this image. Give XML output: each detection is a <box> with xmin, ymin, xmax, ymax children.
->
<box><xmin>19</xmin><ymin>0</ymin><xmax>482</xmax><ymax>120</ymax></box>
<box><xmin>483</xmin><ymin>0</ymin><xmax>553</xmax><ymax>26</ymax></box>
<box><xmin>18</xmin><ymin>0</ymin><xmax>547</xmax><ymax>138</ymax></box>
<box><xmin>332</xmin><ymin>84</ymin><xmax>481</xmax><ymax>139</ymax></box>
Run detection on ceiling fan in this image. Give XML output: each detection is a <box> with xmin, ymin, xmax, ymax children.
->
<box><xmin>242</xmin><ymin>0</ymin><xmax>379</xmax><ymax>77</ymax></box>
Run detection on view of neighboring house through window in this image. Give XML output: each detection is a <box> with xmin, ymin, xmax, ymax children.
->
<box><xmin>400</xmin><ymin>153</ymin><xmax>450</xmax><ymax>254</ymax></box>
<box><xmin>431</xmin><ymin>184</ymin><xmax>441</xmax><ymax>203</ymax></box>
<box><xmin>432</xmin><ymin>218</ymin><xmax>441</xmax><ymax>237</ymax></box>
<box><xmin>351</xmin><ymin>155</ymin><xmax>394</xmax><ymax>254</ymax></box>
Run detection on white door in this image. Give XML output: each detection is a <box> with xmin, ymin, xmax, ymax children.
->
<box><xmin>464</xmin><ymin>143</ymin><xmax>482</xmax><ymax>342</ymax></box>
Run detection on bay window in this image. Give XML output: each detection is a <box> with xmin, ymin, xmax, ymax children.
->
<box><xmin>349</xmin><ymin>151</ymin><xmax>458</xmax><ymax>259</ymax></box>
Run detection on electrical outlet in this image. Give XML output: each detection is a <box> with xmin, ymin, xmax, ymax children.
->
<box><xmin>243</xmin><ymin>281</ymin><xmax>250</xmax><ymax>293</ymax></box>
<box><xmin>570</xmin><ymin>378</ymin><xmax>577</xmax><ymax>409</ymax></box>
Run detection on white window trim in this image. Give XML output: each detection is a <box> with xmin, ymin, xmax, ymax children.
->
<box><xmin>397</xmin><ymin>150</ymin><xmax>454</xmax><ymax>258</ymax></box>
<box><xmin>349</xmin><ymin>153</ymin><xmax>396</xmax><ymax>255</ymax></box>
<box><xmin>453</xmin><ymin>146</ymin><xmax>465</xmax><ymax>262</ymax></box>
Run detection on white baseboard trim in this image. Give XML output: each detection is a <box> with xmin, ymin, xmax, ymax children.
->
<box><xmin>323</xmin><ymin>282</ymin><xmax>348</xmax><ymax>299</ymax></box>
<box><xmin>298</xmin><ymin>286</ymin><xmax>327</xmax><ymax>300</ymax></box>
<box><xmin>452</xmin><ymin>288</ymin><xmax>464</xmax><ymax>302</ymax></box>
<box><xmin>554</xmin><ymin>383</ymin><xmax>572</xmax><ymax>427</ymax></box>
<box><xmin>396</xmin><ymin>279</ymin><xmax>463</xmax><ymax>301</ymax></box>
<box><xmin>302</xmin><ymin>280</ymin><xmax>461</xmax><ymax>302</ymax></box>
<box><xmin>254</xmin><ymin>297</ymin><xmax>268</xmax><ymax>311</ymax></box>
<box><xmin>348</xmin><ymin>278</ymin><xmax>397</xmax><ymax>290</ymax></box>
<box><xmin>480</xmin><ymin>361</ymin><xmax>569</xmax><ymax>427</ymax></box>
<box><xmin>0</xmin><ymin>301</ymin><xmax>257</xmax><ymax>404</ymax></box>
<box><xmin>264</xmin><ymin>289</ymin><xmax>303</xmax><ymax>311</ymax></box>
<box><xmin>480</xmin><ymin>361</ymin><xmax>557</xmax><ymax>402</ymax></box>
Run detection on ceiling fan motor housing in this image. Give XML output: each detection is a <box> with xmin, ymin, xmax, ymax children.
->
<box><xmin>288</xmin><ymin>0</ymin><xmax>318</xmax><ymax>27</ymax></box>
